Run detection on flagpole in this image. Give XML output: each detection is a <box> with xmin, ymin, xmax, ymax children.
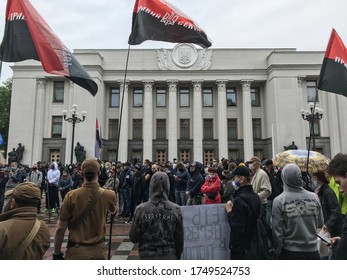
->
<box><xmin>108</xmin><ymin>44</ymin><xmax>131</xmax><ymax>260</ymax></box>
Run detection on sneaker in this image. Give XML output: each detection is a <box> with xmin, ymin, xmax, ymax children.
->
<box><xmin>42</xmin><ymin>208</ymin><xmax>48</xmax><ymax>213</ymax></box>
<box><xmin>125</xmin><ymin>220</ymin><xmax>132</xmax><ymax>224</ymax></box>
<box><xmin>51</xmin><ymin>208</ymin><xmax>56</xmax><ymax>214</ymax></box>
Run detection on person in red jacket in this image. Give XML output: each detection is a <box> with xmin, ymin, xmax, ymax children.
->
<box><xmin>201</xmin><ymin>167</ymin><xmax>221</xmax><ymax>204</ymax></box>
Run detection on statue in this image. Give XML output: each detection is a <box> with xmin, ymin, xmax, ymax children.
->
<box><xmin>74</xmin><ymin>142</ymin><xmax>86</xmax><ymax>163</ymax></box>
<box><xmin>8</xmin><ymin>148</ymin><xmax>18</xmax><ymax>164</ymax></box>
<box><xmin>284</xmin><ymin>141</ymin><xmax>298</xmax><ymax>151</ymax></box>
<box><xmin>16</xmin><ymin>143</ymin><xmax>25</xmax><ymax>163</ymax></box>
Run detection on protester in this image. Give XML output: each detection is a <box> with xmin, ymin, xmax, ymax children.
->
<box><xmin>201</xmin><ymin>167</ymin><xmax>221</xmax><ymax>204</ymax></box>
<box><xmin>272</xmin><ymin>164</ymin><xmax>324</xmax><ymax>260</ymax></box>
<box><xmin>327</xmin><ymin>153</ymin><xmax>347</xmax><ymax>259</ymax></box>
<box><xmin>26</xmin><ymin>163</ymin><xmax>43</xmax><ymax>213</ymax></box>
<box><xmin>173</xmin><ymin>162</ymin><xmax>189</xmax><ymax>206</ymax></box>
<box><xmin>53</xmin><ymin>158</ymin><xmax>117</xmax><ymax>260</ymax></box>
<box><xmin>46</xmin><ymin>161</ymin><xmax>60</xmax><ymax>213</ymax></box>
<box><xmin>186</xmin><ymin>161</ymin><xmax>205</xmax><ymax>205</ymax></box>
<box><xmin>0</xmin><ymin>182</ymin><xmax>50</xmax><ymax>259</ymax></box>
<box><xmin>225</xmin><ymin>164</ymin><xmax>260</xmax><ymax>259</ymax></box>
<box><xmin>129</xmin><ymin>171</ymin><xmax>184</xmax><ymax>260</ymax></box>
<box><xmin>58</xmin><ymin>168</ymin><xmax>73</xmax><ymax>201</ymax></box>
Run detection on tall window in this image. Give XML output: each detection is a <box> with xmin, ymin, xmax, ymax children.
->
<box><xmin>252</xmin><ymin>118</ymin><xmax>262</xmax><ymax>139</ymax></box>
<box><xmin>180</xmin><ymin>119</ymin><xmax>190</xmax><ymax>139</ymax></box>
<box><xmin>313</xmin><ymin>122</ymin><xmax>320</xmax><ymax>136</ymax></box>
<box><xmin>156</xmin><ymin>119</ymin><xmax>166</xmax><ymax>139</ymax></box>
<box><xmin>203</xmin><ymin>88</ymin><xmax>213</xmax><ymax>107</ymax></box>
<box><xmin>156</xmin><ymin>88</ymin><xmax>166</xmax><ymax>107</ymax></box>
<box><xmin>133</xmin><ymin>119</ymin><xmax>142</xmax><ymax>139</ymax></box>
<box><xmin>133</xmin><ymin>88</ymin><xmax>143</xmax><ymax>107</ymax></box>
<box><xmin>53</xmin><ymin>81</ymin><xmax>64</xmax><ymax>103</ymax></box>
<box><xmin>109</xmin><ymin>119</ymin><xmax>119</xmax><ymax>139</ymax></box>
<box><xmin>251</xmin><ymin>87</ymin><xmax>261</xmax><ymax>106</ymax></box>
<box><xmin>307</xmin><ymin>81</ymin><xmax>318</xmax><ymax>102</ymax></box>
<box><xmin>179</xmin><ymin>88</ymin><xmax>190</xmax><ymax>107</ymax></box>
<box><xmin>51</xmin><ymin>116</ymin><xmax>62</xmax><ymax>138</ymax></box>
<box><xmin>226</xmin><ymin>87</ymin><xmax>237</xmax><ymax>106</ymax></box>
<box><xmin>110</xmin><ymin>88</ymin><xmax>120</xmax><ymax>107</ymax></box>
<box><xmin>203</xmin><ymin>119</ymin><xmax>213</xmax><ymax>139</ymax></box>
<box><xmin>227</xmin><ymin>119</ymin><xmax>238</xmax><ymax>139</ymax></box>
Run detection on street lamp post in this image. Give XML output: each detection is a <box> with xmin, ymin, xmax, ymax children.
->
<box><xmin>62</xmin><ymin>104</ymin><xmax>87</xmax><ymax>164</ymax></box>
<box><xmin>300</xmin><ymin>102</ymin><xmax>323</xmax><ymax>151</ymax></box>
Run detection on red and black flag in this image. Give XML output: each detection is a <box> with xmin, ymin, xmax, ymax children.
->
<box><xmin>318</xmin><ymin>29</ymin><xmax>347</xmax><ymax>97</ymax></box>
<box><xmin>0</xmin><ymin>0</ymin><xmax>98</xmax><ymax>96</ymax></box>
<box><xmin>128</xmin><ymin>0</ymin><xmax>212</xmax><ymax>48</ymax></box>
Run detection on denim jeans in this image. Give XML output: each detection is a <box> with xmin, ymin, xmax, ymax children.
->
<box><xmin>175</xmin><ymin>190</ymin><xmax>187</xmax><ymax>206</ymax></box>
<box><xmin>120</xmin><ymin>187</ymin><xmax>132</xmax><ymax>216</ymax></box>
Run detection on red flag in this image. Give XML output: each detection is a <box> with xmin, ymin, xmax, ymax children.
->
<box><xmin>318</xmin><ymin>29</ymin><xmax>347</xmax><ymax>97</ymax></box>
<box><xmin>128</xmin><ymin>0</ymin><xmax>212</xmax><ymax>48</ymax></box>
<box><xmin>0</xmin><ymin>0</ymin><xmax>98</xmax><ymax>96</ymax></box>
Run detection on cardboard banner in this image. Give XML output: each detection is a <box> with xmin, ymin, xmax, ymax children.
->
<box><xmin>181</xmin><ymin>203</ymin><xmax>230</xmax><ymax>260</ymax></box>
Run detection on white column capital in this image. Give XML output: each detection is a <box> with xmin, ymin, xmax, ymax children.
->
<box><xmin>143</xmin><ymin>80</ymin><xmax>154</xmax><ymax>90</ymax></box>
<box><xmin>297</xmin><ymin>76</ymin><xmax>305</xmax><ymax>88</ymax></box>
<box><xmin>216</xmin><ymin>80</ymin><xmax>228</xmax><ymax>91</ymax></box>
<box><xmin>192</xmin><ymin>80</ymin><xmax>203</xmax><ymax>91</ymax></box>
<box><xmin>241</xmin><ymin>80</ymin><xmax>253</xmax><ymax>91</ymax></box>
<box><xmin>36</xmin><ymin>78</ymin><xmax>46</xmax><ymax>88</ymax></box>
<box><xmin>69</xmin><ymin>81</ymin><xmax>74</xmax><ymax>89</ymax></box>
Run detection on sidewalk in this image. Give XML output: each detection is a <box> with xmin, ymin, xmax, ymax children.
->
<box><xmin>38</xmin><ymin>213</ymin><xmax>139</xmax><ymax>260</ymax></box>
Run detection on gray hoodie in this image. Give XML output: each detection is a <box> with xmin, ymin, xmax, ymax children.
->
<box><xmin>272</xmin><ymin>164</ymin><xmax>323</xmax><ymax>255</ymax></box>
<box><xmin>129</xmin><ymin>172</ymin><xmax>184</xmax><ymax>259</ymax></box>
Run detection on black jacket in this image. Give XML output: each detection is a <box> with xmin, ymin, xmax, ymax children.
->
<box><xmin>227</xmin><ymin>185</ymin><xmax>261</xmax><ymax>260</ymax></box>
<box><xmin>318</xmin><ymin>184</ymin><xmax>343</xmax><ymax>237</ymax></box>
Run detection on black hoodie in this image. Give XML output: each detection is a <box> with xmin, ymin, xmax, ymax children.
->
<box><xmin>129</xmin><ymin>172</ymin><xmax>184</xmax><ymax>259</ymax></box>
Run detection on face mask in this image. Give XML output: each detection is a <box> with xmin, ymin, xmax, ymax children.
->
<box><xmin>311</xmin><ymin>180</ymin><xmax>319</xmax><ymax>190</ymax></box>
<box><xmin>232</xmin><ymin>180</ymin><xmax>241</xmax><ymax>190</ymax></box>
<box><xmin>248</xmin><ymin>163</ymin><xmax>254</xmax><ymax>170</ymax></box>
<box><xmin>209</xmin><ymin>173</ymin><xmax>215</xmax><ymax>178</ymax></box>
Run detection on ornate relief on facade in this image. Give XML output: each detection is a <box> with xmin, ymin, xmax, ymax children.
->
<box><xmin>157</xmin><ymin>43</ymin><xmax>212</xmax><ymax>70</ymax></box>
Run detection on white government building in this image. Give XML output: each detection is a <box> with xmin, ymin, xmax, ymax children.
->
<box><xmin>7</xmin><ymin>43</ymin><xmax>347</xmax><ymax>165</ymax></box>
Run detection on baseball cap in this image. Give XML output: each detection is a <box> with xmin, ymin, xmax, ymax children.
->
<box><xmin>231</xmin><ymin>165</ymin><xmax>251</xmax><ymax>177</ymax></box>
<box><xmin>4</xmin><ymin>182</ymin><xmax>40</xmax><ymax>201</ymax></box>
<box><xmin>81</xmin><ymin>158</ymin><xmax>100</xmax><ymax>174</ymax></box>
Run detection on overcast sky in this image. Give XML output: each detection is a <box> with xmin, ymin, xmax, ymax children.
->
<box><xmin>1</xmin><ymin>0</ymin><xmax>346</xmax><ymax>83</ymax></box>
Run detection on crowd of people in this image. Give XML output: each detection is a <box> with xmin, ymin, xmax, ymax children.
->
<box><xmin>0</xmin><ymin>152</ymin><xmax>347</xmax><ymax>260</ymax></box>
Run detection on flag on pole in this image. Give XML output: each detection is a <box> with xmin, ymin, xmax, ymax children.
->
<box><xmin>0</xmin><ymin>133</ymin><xmax>3</xmax><ymax>145</ymax></box>
<box><xmin>95</xmin><ymin>118</ymin><xmax>102</xmax><ymax>158</ymax></box>
<box><xmin>128</xmin><ymin>0</ymin><xmax>212</xmax><ymax>48</ymax></box>
<box><xmin>0</xmin><ymin>0</ymin><xmax>98</xmax><ymax>96</ymax></box>
<box><xmin>318</xmin><ymin>29</ymin><xmax>347</xmax><ymax>97</ymax></box>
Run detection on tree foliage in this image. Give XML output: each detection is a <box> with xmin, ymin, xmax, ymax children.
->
<box><xmin>0</xmin><ymin>79</ymin><xmax>12</xmax><ymax>154</ymax></box>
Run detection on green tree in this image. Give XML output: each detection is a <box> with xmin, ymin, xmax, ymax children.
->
<box><xmin>0</xmin><ymin>78</ymin><xmax>12</xmax><ymax>155</ymax></box>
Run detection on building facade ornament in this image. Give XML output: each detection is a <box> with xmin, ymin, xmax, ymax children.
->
<box><xmin>157</xmin><ymin>43</ymin><xmax>212</xmax><ymax>70</ymax></box>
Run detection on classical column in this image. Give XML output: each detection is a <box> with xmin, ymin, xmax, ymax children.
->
<box><xmin>192</xmin><ymin>80</ymin><xmax>203</xmax><ymax>162</ymax></box>
<box><xmin>216</xmin><ymin>80</ymin><xmax>228</xmax><ymax>159</ymax></box>
<box><xmin>327</xmin><ymin>94</ymin><xmax>341</xmax><ymax>156</ymax></box>
<box><xmin>143</xmin><ymin>81</ymin><xmax>154</xmax><ymax>161</ymax></box>
<box><xmin>241</xmin><ymin>80</ymin><xmax>254</xmax><ymax>161</ymax></box>
<box><xmin>118</xmin><ymin>81</ymin><xmax>130</xmax><ymax>162</ymax></box>
<box><xmin>32</xmin><ymin>78</ymin><xmax>46</xmax><ymax>163</ymax></box>
<box><xmin>168</xmin><ymin>80</ymin><xmax>178</xmax><ymax>162</ymax></box>
<box><xmin>66</xmin><ymin>82</ymin><xmax>75</xmax><ymax>163</ymax></box>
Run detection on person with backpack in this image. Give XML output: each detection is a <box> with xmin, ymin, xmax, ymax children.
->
<box><xmin>225</xmin><ymin>164</ymin><xmax>262</xmax><ymax>259</ymax></box>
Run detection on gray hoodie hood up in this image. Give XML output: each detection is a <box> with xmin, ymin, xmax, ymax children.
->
<box><xmin>281</xmin><ymin>163</ymin><xmax>303</xmax><ymax>190</ymax></box>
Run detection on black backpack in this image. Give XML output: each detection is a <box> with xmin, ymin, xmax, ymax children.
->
<box><xmin>239</xmin><ymin>196</ymin><xmax>274</xmax><ymax>260</ymax></box>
